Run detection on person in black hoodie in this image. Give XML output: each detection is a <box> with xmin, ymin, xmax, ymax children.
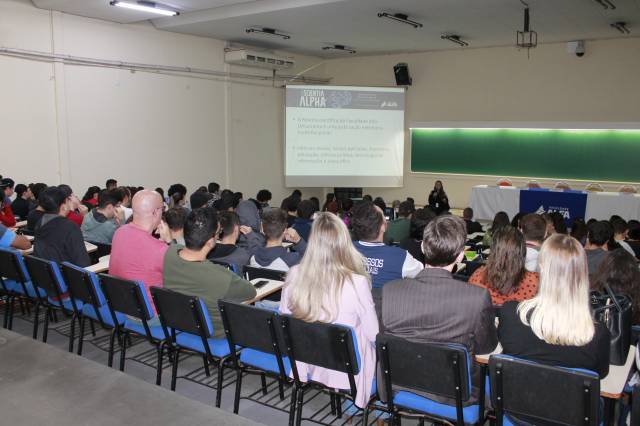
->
<box><xmin>207</xmin><ymin>211</ymin><xmax>263</xmax><ymax>274</ymax></box>
<box><xmin>34</xmin><ymin>186</ymin><xmax>91</xmax><ymax>267</ymax></box>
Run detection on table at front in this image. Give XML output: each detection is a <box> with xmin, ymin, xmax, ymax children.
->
<box><xmin>0</xmin><ymin>328</ymin><xmax>264</xmax><ymax>426</ymax></box>
<box><xmin>476</xmin><ymin>344</ymin><xmax>637</xmax><ymax>425</ymax></box>
<box><xmin>469</xmin><ymin>185</ymin><xmax>640</xmax><ymax>222</ymax></box>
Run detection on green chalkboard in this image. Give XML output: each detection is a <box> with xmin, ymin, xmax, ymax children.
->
<box><xmin>410</xmin><ymin>128</ymin><xmax>640</xmax><ymax>182</ymax></box>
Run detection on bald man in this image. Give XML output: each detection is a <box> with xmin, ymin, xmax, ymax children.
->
<box><xmin>109</xmin><ymin>190</ymin><xmax>171</xmax><ymax>312</ymax></box>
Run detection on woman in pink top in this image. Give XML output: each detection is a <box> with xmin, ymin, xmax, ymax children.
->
<box><xmin>279</xmin><ymin>212</ymin><xmax>378</xmax><ymax>409</ymax></box>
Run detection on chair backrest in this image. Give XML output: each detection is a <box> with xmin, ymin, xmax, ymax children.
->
<box><xmin>0</xmin><ymin>247</ymin><xmax>29</xmax><ymax>284</ymax></box>
<box><xmin>489</xmin><ymin>355</ymin><xmax>600</xmax><ymax>426</ymax></box>
<box><xmin>619</xmin><ymin>184</ymin><xmax>638</xmax><ymax>194</ymax></box>
<box><xmin>554</xmin><ymin>181</ymin><xmax>571</xmax><ymax>190</ymax></box>
<box><xmin>526</xmin><ymin>180</ymin><xmax>541</xmax><ymax>188</ymax></box>
<box><xmin>210</xmin><ymin>260</ymin><xmax>238</xmax><ymax>274</ymax></box>
<box><xmin>24</xmin><ymin>255</ymin><xmax>67</xmax><ymax>300</ymax></box>
<box><xmin>496</xmin><ymin>178</ymin><xmax>513</xmax><ymax>187</ymax></box>
<box><xmin>150</xmin><ymin>287</ymin><xmax>213</xmax><ymax>338</ymax></box>
<box><xmin>244</xmin><ymin>265</ymin><xmax>286</xmax><ymax>281</ymax></box>
<box><xmin>279</xmin><ymin>314</ymin><xmax>359</xmax><ymax>395</ymax></box>
<box><xmin>99</xmin><ymin>273</ymin><xmax>153</xmax><ymax>321</ymax></box>
<box><xmin>585</xmin><ymin>183</ymin><xmax>604</xmax><ymax>192</ymax></box>
<box><xmin>377</xmin><ymin>334</ymin><xmax>471</xmax><ymax>403</ymax></box>
<box><xmin>60</xmin><ymin>262</ymin><xmax>106</xmax><ymax>308</ymax></box>
<box><xmin>218</xmin><ymin>299</ymin><xmax>280</xmax><ymax>354</ymax></box>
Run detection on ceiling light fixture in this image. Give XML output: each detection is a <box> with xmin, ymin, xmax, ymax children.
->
<box><xmin>322</xmin><ymin>45</ymin><xmax>356</xmax><ymax>54</ymax></box>
<box><xmin>610</xmin><ymin>21</ymin><xmax>630</xmax><ymax>34</ymax></box>
<box><xmin>245</xmin><ymin>27</ymin><xmax>291</xmax><ymax>40</ymax></box>
<box><xmin>440</xmin><ymin>34</ymin><xmax>469</xmax><ymax>47</ymax></box>
<box><xmin>109</xmin><ymin>1</ymin><xmax>179</xmax><ymax>16</ymax></box>
<box><xmin>516</xmin><ymin>1</ymin><xmax>537</xmax><ymax>56</ymax></box>
<box><xmin>377</xmin><ymin>12</ymin><xmax>423</xmax><ymax>29</ymax></box>
<box><xmin>593</xmin><ymin>0</ymin><xmax>616</xmax><ymax>9</ymax></box>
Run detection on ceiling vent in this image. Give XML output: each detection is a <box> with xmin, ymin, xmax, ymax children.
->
<box><xmin>224</xmin><ymin>50</ymin><xmax>295</xmax><ymax>70</ymax></box>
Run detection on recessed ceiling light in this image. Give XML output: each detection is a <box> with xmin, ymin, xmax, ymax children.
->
<box><xmin>109</xmin><ymin>1</ymin><xmax>179</xmax><ymax>17</ymax></box>
<box><xmin>245</xmin><ymin>27</ymin><xmax>291</xmax><ymax>40</ymax></box>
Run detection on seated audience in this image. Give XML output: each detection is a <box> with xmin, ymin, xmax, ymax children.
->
<box><xmin>339</xmin><ymin>198</ymin><xmax>354</xmax><ymax>228</ymax></box>
<box><xmin>81</xmin><ymin>186</ymin><xmax>100</xmax><ymax>209</ymax></box>
<box><xmin>626</xmin><ymin>220</ymin><xmax>640</xmax><ymax>258</ymax></box>
<box><xmin>59</xmin><ymin>184</ymin><xmax>88</xmax><ymax>226</ymax></box>
<box><xmin>399</xmin><ymin>207</ymin><xmax>436</xmax><ymax>264</ymax></box>
<box><xmin>27</xmin><ymin>197</ymin><xmax>46</xmax><ymax>232</ymax></box>
<box><xmin>309</xmin><ymin>196</ymin><xmax>320</xmax><ymax>215</ymax></box>
<box><xmin>570</xmin><ymin>218</ymin><xmax>588</xmax><ymax>246</ymax></box>
<box><xmin>499</xmin><ymin>234</ymin><xmax>610</xmax><ymax>378</ymax></box>
<box><xmin>254</xmin><ymin>189</ymin><xmax>272</xmax><ymax>212</ymax></box>
<box><xmin>482</xmin><ymin>211</ymin><xmax>510</xmax><ymax>246</ymax></box>
<box><xmin>10</xmin><ymin>184</ymin><xmax>32</xmax><ymax>219</ymax></box>
<box><xmin>519</xmin><ymin>213</ymin><xmax>547</xmax><ymax>272</ymax></box>
<box><xmin>322</xmin><ymin>193</ymin><xmax>338</xmax><ymax>213</ymax></box>
<box><xmin>33</xmin><ymin>187</ymin><xmax>90</xmax><ymax>267</ymax></box>
<box><xmin>585</xmin><ymin>220</ymin><xmax>613</xmax><ymax>275</ymax></box>
<box><xmin>280</xmin><ymin>189</ymin><xmax>302</xmax><ymax>211</ymax></box>
<box><xmin>0</xmin><ymin>222</ymin><xmax>31</xmax><ymax>250</ymax></box>
<box><xmin>352</xmin><ymin>201</ymin><xmax>423</xmax><ymax>314</ymax></box>
<box><xmin>109</xmin><ymin>190</ymin><xmax>170</xmax><ymax>309</ymax></box>
<box><xmin>292</xmin><ymin>199</ymin><xmax>314</xmax><ymax>242</ymax></box>
<box><xmin>549</xmin><ymin>211</ymin><xmax>568</xmax><ymax>234</ymax></box>
<box><xmin>207</xmin><ymin>182</ymin><xmax>221</xmax><ymax>203</ymax></box>
<box><xmin>236</xmin><ymin>199</ymin><xmax>261</xmax><ymax>232</ymax></box>
<box><xmin>610</xmin><ymin>216</ymin><xmax>635</xmax><ymax>256</ymax></box>
<box><xmin>541</xmin><ymin>213</ymin><xmax>556</xmax><ymax>237</ymax></box>
<box><xmin>0</xmin><ymin>178</ymin><xmax>16</xmax><ymax>227</ymax></box>
<box><xmin>463</xmin><ymin>207</ymin><xmax>483</xmax><ymax>234</ymax></box>
<box><xmin>250</xmin><ymin>208</ymin><xmax>306</xmax><ymax>271</ymax></box>
<box><xmin>28</xmin><ymin>183</ymin><xmax>47</xmax><ymax>211</ymax></box>
<box><xmin>168</xmin><ymin>183</ymin><xmax>188</xmax><ymax>210</ymax></box>
<box><xmin>383</xmin><ymin>201</ymin><xmax>412</xmax><ymax>245</ymax></box>
<box><xmin>81</xmin><ymin>190</ymin><xmax>123</xmax><ymax>245</ymax></box>
<box><xmin>208</xmin><ymin>211</ymin><xmax>262</xmax><ymax>273</ymax></box>
<box><xmin>381</xmin><ymin>215</ymin><xmax>497</xmax><ymax>404</ymax></box>
<box><xmin>232</xmin><ymin>192</ymin><xmax>243</xmax><ymax>209</ymax></box>
<box><xmin>279</xmin><ymin>212</ymin><xmax>377</xmax><ymax>409</ymax></box>
<box><xmin>214</xmin><ymin>192</ymin><xmax>235</xmax><ymax>212</ymax></box>
<box><xmin>162</xmin><ymin>207</ymin><xmax>187</xmax><ymax>246</ymax></box>
<box><xmin>372</xmin><ymin>197</ymin><xmax>387</xmax><ymax>216</ymax></box>
<box><xmin>284</xmin><ymin>197</ymin><xmax>300</xmax><ymax>227</ymax></box>
<box><xmin>469</xmin><ymin>226</ymin><xmax>539</xmax><ymax>305</ymax></box>
<box><xmin>189</xmin><ymin>189</ymin><xmax>211</xmax><ymax>211</ymax></box>
<box><xmin>105</xmin><ymin>178</ymin><xmax>118</xmax><ymax>191</ymax></box>
<box><xmin>592</xmin><ymin>249</ymin><xmax>640</xmax><ymax>324</ymax></box>
<box><xmin>163</xmin><ymin>208</ymin><xmax>256</xmax><ymax>338</ymax></box>
<box><xmin>115</xmin><ymin>187</ymin><xmax>133</xmax><ymax>222</ymax></box>
<box><xmin>510</xmin><ymin>212</ymin><xmax>524</xmax><ymax>229</ymax></box>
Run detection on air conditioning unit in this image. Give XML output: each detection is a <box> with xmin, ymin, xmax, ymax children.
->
<box><xmin>224</xmin><ymin>49</ymin><xmax>295</xmax><ymax>70</ymax></box>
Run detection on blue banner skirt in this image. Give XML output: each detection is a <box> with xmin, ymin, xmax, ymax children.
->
<box><xmin>519</xmin><ymin>189</ymin><xmax>587</xmax><ymax>227</ymax></box>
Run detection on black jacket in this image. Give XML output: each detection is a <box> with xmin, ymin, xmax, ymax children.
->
<box><xmin>34</xmin><ymin>214</ymin><xmax>91</xmax><ymax>267</ymax></box>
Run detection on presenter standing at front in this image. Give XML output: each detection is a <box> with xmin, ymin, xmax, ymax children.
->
<box><xmin>428</xmin><ymin>180</ymin><xmax>450</xmax><ymax>215</ymax></box>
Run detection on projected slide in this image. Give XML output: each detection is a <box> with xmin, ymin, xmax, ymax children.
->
<box><xmin>285</xmin><ymin>85</ymin><xmax>405</xmax><ymax>187</ymax></box>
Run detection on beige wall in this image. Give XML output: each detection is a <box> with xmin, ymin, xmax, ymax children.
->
<box><xmin>323</xmin><ymin>38</ymin><xmax>640</xmax><ymax>208</ymax></box>
<box><xmin>0</xmin><ymin>0</ymin><xmax>324</xmax><ymax>204</ymax></box>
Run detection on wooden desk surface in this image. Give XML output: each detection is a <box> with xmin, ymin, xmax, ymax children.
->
<box><xmin>13</xmin><ymin>220</ymin><xmax>27</xmax><ymax>229</ymax></box>
<box><xmin>475</xmin><ymin>344</ymin><xmax>636</xmax><ymax>398</ymax></box>
<box><xmin>85</xmin><ymin>255</ymin><xmax>111</xmax><ymax>274</ymax></box>
<box><xmin>243</xmin><ymin>278</ymin><xmax>284</xmax><ymax>305</ymax></box>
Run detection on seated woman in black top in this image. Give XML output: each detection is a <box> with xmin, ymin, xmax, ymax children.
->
<box><xmin>399</xmin><ymin>207</ymin><xmax>436</xmax><ymax>264</ymax></box>
<box><xmin>427</xmin><ymin>180</ymin><xmax>449</xmax><ymax>215</ymax></box>
<box><xmin>498</xmin><ymin>233</ymin><xmax>610</xmax><ymax>378</ymax></box>
<box><xmin>592</xmin><ymin>249</ymin><xmax>640</xmax><ymax>325</ymax></box>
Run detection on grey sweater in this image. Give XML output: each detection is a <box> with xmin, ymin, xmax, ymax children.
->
<box><xmin>81</xmin><ymin>209</ymin><xmax>119</xmax><ymax>245</ymax></box>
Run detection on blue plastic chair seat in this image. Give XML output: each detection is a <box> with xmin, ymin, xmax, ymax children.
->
<box><xmin>49</xmin><ymin>297</ymin><xmax>82</xmax><ymax>311</ymax></box>
<box><xmin>239</xmin><ymin>348</ymin><xmax>291</xmax><ymax>375</ymax></box>
<box><xmin>82</xmin><ymin>304</ymin><xmax>125</xmax><ymax>327</ymax></box>
<box><xmin>7</xmin><ymin>280</ymin><xmax>45</xmax><ymax>298</ymax></box>
<box><xmin>175</xmin><ymin>332</ymin><xmax>233</xmax><ymax>358</ymax></box>
<box><xmin>124</xmin><ymin>319</ymin><xmax>165</xmax><ymax>341</ymax></box>
<box><xmin>393</xmin><ymin>391</ymin><xmax>480</xmax><ymax>424</ymax></box>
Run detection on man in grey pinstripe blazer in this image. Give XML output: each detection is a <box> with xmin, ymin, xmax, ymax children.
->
<box><xmin>380</xmin><ymin>215</ymin><xmax>498</xmax><ymax>404</ymax></box>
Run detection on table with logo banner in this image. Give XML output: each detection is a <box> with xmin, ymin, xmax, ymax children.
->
<box><xmin>469</xmin><ymin>185</ymin><xmax>640</xmax><ymax>223</ymax></box>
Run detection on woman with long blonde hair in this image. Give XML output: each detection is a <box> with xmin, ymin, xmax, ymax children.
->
<box><xmin>498</xmin><ymin>234</ymin><xmax>610</xmax><ymax>377</ymax></box>
<box><xmin>279</xmin><ymin>212</ymin><xmax>378</xmax><ymax>409</ymax></box>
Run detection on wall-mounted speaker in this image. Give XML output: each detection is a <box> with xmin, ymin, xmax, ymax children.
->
<box><xmin>394</xmin><ymin>63</ymin><xmax>412</xmax><ymax>86</ymax></box>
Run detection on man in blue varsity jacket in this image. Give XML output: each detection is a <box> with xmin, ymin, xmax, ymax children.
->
<box><xmin>351</xmin><ymin>201</ymin><xmax>423</xmax><ymax>319</ymax></box>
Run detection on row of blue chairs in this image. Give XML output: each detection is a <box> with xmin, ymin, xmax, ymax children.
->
<box><xmin>1</xmin><ymin>247</ymin><xmax>639</xmax><ymax>425</ymax></box>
